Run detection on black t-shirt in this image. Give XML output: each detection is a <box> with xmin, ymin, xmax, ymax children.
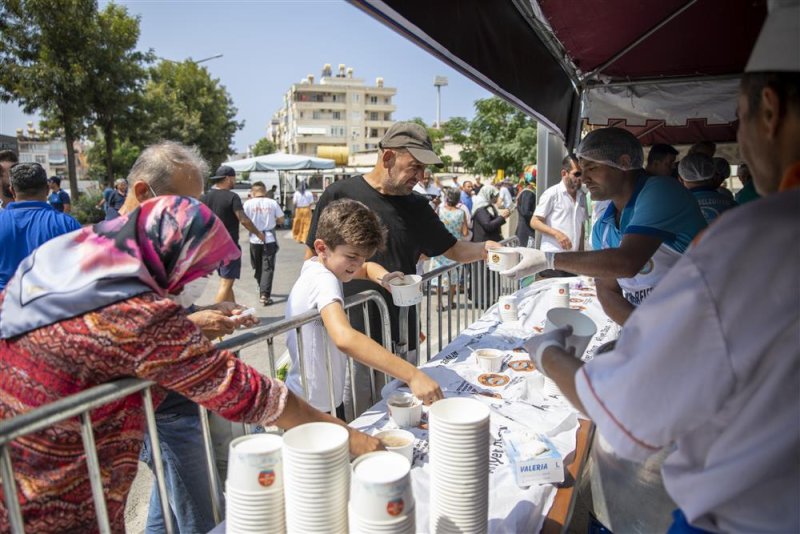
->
<box><xmin>306</xmin><ymin>175</ymin><xmax>457</xmax><ymax>347</ymax></box>
<box><xmin>515</xmin><ymin>188</ymin><xmax>536</xmax><ymax>246</ymax></box>
<box><xmin>200</xmin><ymin>188</ymin><xmax>243</xmax><ymax>244</ymax></box>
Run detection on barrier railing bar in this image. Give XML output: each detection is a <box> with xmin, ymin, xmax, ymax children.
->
<box><xmin>1</xmin><ymin>445</ymin><xmax>24</xmax><ymax>533</ymax></box>
<box><xmin>198</xmin><ymin>405</ymin><xmax>222</xmax><ymax>524</ymax></box>
<box><xmin>80</xmin><ymin>412</ymin><xmax>112</xmax><ymax>534</ymax></box>
<box><xmin>295</xmin><ymin>326</ymin><xmax>309</xmax><ymax>401</ymax></box>
<box><xmin>323</xmin><ymin>334</ymin><xmax>337</xmax><ymax>418</ymax></box>
<box><xmin>141</xmin><ymin>389</ymin><xmax>174</xmax><ymax>534</ymax></box>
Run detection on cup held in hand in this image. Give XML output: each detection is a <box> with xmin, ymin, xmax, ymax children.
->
<box><xmin>389</xmin><ymin>274</ymin><xmax>423</xmax><ymax>307</ymax></box>
<box><xmin>374</xmin><ymin>429</ymin><xmax>415</xmax><ymax>462</ymax></box>
<box><xmin>487</xmin><ymin>247</ymin><xmax>520</xmax><ymax>272</ymax></box>
<box><xmin>544</xmin><ymin>307</ymin><xmax>597</xmax><ymax>359</ymax></box>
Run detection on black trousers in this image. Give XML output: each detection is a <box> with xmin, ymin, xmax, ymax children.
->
<box><xmin>249</xmin><ymin>242</ymin><xmax>278</xmax><ymax>298</ymax></box>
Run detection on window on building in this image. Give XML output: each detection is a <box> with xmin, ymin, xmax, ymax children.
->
<box><xmin>352</xmin><ymin>93</ymin><xmax>360</xmax><ymax>103</ymax></box>
<box><xmin>312</xmin><ymin>111</ymin><xmax>321</xmax><ymax>120</ymax></box>
<box><xmin>352</xmin><ymin>144</ymin><xmax>360</xmax><ymax>153</ymax></box>
<box><xmin>369</xmin><ymin>128</ymin><xmax>379</xmax><ymax>138</ymax></box>
<box><xmin>384</xmin><ymin>97</ymin><xmax>391</xmax><ymax>104</ymax></box>
<box><xmin>384</xmin><ymin>113</ymin><xmax>392</xmax><ymax>121</ymax></box>
<box><xmin>369</xmin><ymin>112</ymin><xmax>379</xmax><ymax>121</ymax></box>
<box><xmin>299</xmin><ymin>112</ymin><xmax>304</xmax><ymax>118</ymax></box>
<box><xmin>20</xmin><ymin>153</ymin><xmax>34</xmax><ymax>163</ymax></box>
<box><xmin>34</xmin><ymin>155</ymin><xmax>47</xmax><ymax>165</ymax></box>
<box><xmin>333</xmin><ymin>111</ymin><xmax>341</xmax><ymax>120</ymax></box>
<box><xmin>369</xmin><ymin>96</ymin><xmax>378</xmax><ymax>104</ymax></box>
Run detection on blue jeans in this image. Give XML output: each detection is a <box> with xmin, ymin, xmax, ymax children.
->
<box><xmin>141</xmin><ymin>411</ymin><xmax>225</xmax><ymax>534</ymax></box>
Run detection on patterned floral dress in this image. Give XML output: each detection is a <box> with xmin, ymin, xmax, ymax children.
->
<box><xmin>0</xmin><ymin>292</ymin><xmax>287</xmax><ymax>533</ymax></box>
<box><xmin>429</xmin><ymin>207</ymin><xmax>466</xmax><ymax>289</ymax></box>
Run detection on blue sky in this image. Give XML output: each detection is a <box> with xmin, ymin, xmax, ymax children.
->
<box><xmin>0</xmin><ymin>0</ymin><xmax>491</xmax><ymax>152</ymax></box>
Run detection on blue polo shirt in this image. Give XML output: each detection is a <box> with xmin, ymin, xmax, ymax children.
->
<box><xmin>0</xmin><ymin>201</ymin><xmax>81</xmax><ymax>291</ymax></box>
<box><xmin>690</xmin><ymin>186</ymin><xmax>738</xmax><ymax>223</ymax></box>
<box><xmin>591</xmin><ymin>174</ymin><xmax>707</xmax><ymax>253</ymax></box>
<box><xmin>47</xmin><ymin>189</ymin><xmax>71</xmax><ymax>212</ymax></box>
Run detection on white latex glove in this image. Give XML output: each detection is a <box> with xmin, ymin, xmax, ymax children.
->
<box><xmin>499</xmin><ymin>247</ymin><xmax>554</xmax><ymax>280</ymax></box>
<box><xmin>523</xmin><ymin>326</ymin><xmax>572</xmax><ymax>375</ymax></box>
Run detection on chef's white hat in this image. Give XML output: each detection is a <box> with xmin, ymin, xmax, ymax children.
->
<box><xmin>745</xmin><ymin>0</ymin><xmax>800</xmax><ymax>72</ymax></box>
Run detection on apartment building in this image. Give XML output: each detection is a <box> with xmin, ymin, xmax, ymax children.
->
<box><xmin>271</xmin><ymin>64</ymin><xmax>396</xmax><ymax>162</ymax></box>
<box><xmin>12</xmin><ymin>122</ymin><xmax>87</xmax><ymax>179</ymax></box>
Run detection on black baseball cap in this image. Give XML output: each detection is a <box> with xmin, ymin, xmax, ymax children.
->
<box><xmin>379</xmin><ymin>122</ymin><xmax>442</xmax><ymax>165</ymax></box>
<box><xmin>210</xmin><ymin>165</ymin><xmax>236</xmax><ymax>181</ymax></box>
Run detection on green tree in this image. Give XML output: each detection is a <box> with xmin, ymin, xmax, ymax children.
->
<box><xmin>86</xmin><ymin>135</ymin><xmax>141</xmax><ymax>183</ymax></box>
<box><xmin>89</xmin><ymin>3</ymin><xmax>151</xmax><ymax>184</ymax></box>
<box><xmin>460</xmin><ymin>97</ymin><xmax>537</xmax><ymax>178</ymax></box>
<box><xmin>252</xmin><ymin>137</ymin><xmax>276</xmax><ymax>156</ymax></box>
<box><xmin>140</xmin><ymin>60</ymin><xmax>242</xmax><ymax>171</ymax></box>
<box><xmin>0</xmin><ymin>0</ymin><xmax>98</xmax><ymax>199</ymax></box>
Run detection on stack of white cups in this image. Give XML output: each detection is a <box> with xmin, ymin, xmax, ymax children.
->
<box><xmin>225</xmin><ymin>434</ymin><xmax>286</xmax><ymax>533</ymax></box>
<box><xmin>349</xmin><ymin>451</ymin><xmax>416</xmax><ymax>534</ymax></box>
<box><xmin>429</xmin><ymin>398</ymin><xmax>491</xmax><ymax>534</ymax></box>
<box><xmin>283</xmin><ymin>422</ymin><xmax>350</xmax><ymax>533</ymax></box>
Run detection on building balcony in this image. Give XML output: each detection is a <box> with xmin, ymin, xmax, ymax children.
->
<box><xmin>295</xmin><ymin>134</ymin><xmax>346</xmax><ymax>144</ymax></box>
<box><xmin>292</xmin><ymin>100</ymin><xmax>347</xmax><ymax>110</ymax></box>
<box><xmin>364</xmin><ymin>103</ymin><xmax>396</xmax><ymax>112</ymax></box>
<box><xmin>364</xmin><ymin>119</ymin><xmax>395</xmax><ymax>127</ymax></box>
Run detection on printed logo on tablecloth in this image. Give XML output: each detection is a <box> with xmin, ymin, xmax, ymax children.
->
<box><xmin>508</xmin><ymin>360</ymin><xmax>534</xmax><ymax>372</ymax></box>
<box><xmin>478</xmin><ymin>373</ymin><xmax>510</xmax><ymax>387</ymax></box>
<box><xmin>258</xmin><ymin>469</ymin><xmax>276</xmax><ymax>487</ymax></box>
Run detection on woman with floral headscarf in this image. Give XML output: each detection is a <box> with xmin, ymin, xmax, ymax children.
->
<box><xmin>471</xmin><ymin>184</ymin><xmax>511</xmax><ymax>242</ymax></box>
<box><xmin>0</xmin><ymin>196</ymin><xmax>379</xmax><ymax>533</ymax></box>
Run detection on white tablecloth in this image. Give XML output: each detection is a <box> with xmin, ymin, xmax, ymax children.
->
<box><xmin>350</xmin><ymin>276</ymin><xmax>621</xmax><ymax>534</ymax></box>
<box><xmin>211</xmin><ymin>277</ymin><xmax>621</xmax><ymax>534</ymax></box>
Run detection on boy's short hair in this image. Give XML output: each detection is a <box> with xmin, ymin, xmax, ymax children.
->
<box><xmin>316</xmin><ymin>199</ymin><xmax>386</xmax><ymax>254</ymax></box>
<box><xmin>251</xmin><ymin>181</ymin><xmax>266</xmax><ymax>191</ymax></box>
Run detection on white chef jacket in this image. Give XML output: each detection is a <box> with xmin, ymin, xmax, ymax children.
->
<box><xmin>534</xmin><ymin>180</ymin><xmax>587</xmax><ymax>252</ymax></box>
<box><xmin>575</xmin><ymin>190</ymin><xmax>800</xmax><ymax>533</ymax></box>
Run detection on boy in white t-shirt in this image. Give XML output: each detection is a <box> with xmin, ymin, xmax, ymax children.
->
<box><xmin>243</xmin><ymin>182</ymin><xmax>285</xmax><ymax>305</ymax></box>
<box><xmin>285</xmin><ymin>199</ymin><xmax>443</xmax><ymax>416</ymax></box>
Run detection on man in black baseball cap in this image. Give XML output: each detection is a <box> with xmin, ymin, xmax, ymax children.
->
<box><xmin>201</xmin><ymin>164</ymin><xmax>265</xmax><ymax>303</ymax></box>
<box><xmin>303</xmin><ymin>121</ymin><xmax>498</xmax><ymax>417</ymax></box>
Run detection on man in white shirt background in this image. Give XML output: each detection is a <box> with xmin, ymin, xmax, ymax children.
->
<box><xmin>531</xmin><ymin>154</ymin><xmax>587</xmax><ymax>277</ymax></box>
<box><xmin>244</xmin><ymin>181</ymin><xmax>285</xmax><ymax>305</ymax></box>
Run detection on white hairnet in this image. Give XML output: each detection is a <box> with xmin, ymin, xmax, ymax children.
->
<box><xmin>679</xmin><ymin>153</ymin><xmax>717</xmax><ymax>182</ymax></box>
<box><xmin>575</xmin><ymin>127</ymin><xmax>644</xmax><ymax>171</ymax></box>
<box><xmin>712</xmin><ymin>157</ymin><xmax>731</xmax><ymax>180</ymax></box>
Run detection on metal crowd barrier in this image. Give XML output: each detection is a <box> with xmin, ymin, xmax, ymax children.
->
<box><xmin>0</xmin><ymin>290</ymin><xmax>392</xmax><ymax>534</ymax></box>
<box><xmin>0</xmin><ymin>241</ymin><xmax>523</xmax><ymax>533</ymax></box>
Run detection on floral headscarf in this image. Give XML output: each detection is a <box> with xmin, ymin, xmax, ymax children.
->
<box><xmin>471</xmin><ymin>184</ymin><xmax>499</xmax><ymax>215</ymax></box>
<box><xmin>0</xmin><ymin>196</ymin><xmax>240</xmax><ymax>339</ymax></box>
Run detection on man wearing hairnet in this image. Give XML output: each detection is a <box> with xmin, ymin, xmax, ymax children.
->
<box><xmin>522</xmin><ymin>2</ymin><xmax>799</xmax><ymax>531</ymax></box>
<box><xmin>504</xmin><ymin>127</ymin><xmax>706</xmax><ymax>325</ymax></box>
<box><xmin>678</xmin><ymin>153</ymin><xmax>738</xmax><ymax>223</ymax></box>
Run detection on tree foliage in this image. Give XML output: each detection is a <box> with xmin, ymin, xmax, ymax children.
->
<box><xmin>460</xmin><ymin>97</ymin><xmax>537</xmax><ymax>178</ymax></box>
<box><xmin>89</xmin><ymin>3</ymin><xmax>151</xmax><ymax>183</ymax></box>
<box><xmin>0</xmin><ymin>0</ymin><xmax>98</xmax><ymax>199</ymax></box>
<box><xmin>252</xmin><ymin>137</ymin><xmax>276</xmax><ymax>156</ymax></box>
<box><xmin>140</xmin><ymin>61</ymin><xmax>242</xmax><ymax>171</ymax></box>
<box><xmin>86</xmin><ymin>135</ymin><xmax>141</xmax><ymax>182</ymax></box>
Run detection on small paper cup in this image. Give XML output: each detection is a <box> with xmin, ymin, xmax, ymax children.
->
<box><xmin>549</xmin><ymin>282</ymin><xmax>570</xmax><ymax>309</ymax></box>
<box><xmin>498</xmin><ymin>295</ymin><xmax>518</xmax><ymax>323</ymax></box>
<box><xmin>226</xmin><ymin>434</ymin><xmax>284</xmax><ymax>492</ymax></box>
<box><xmin>388</xmin><ymin>393</ymin><xmax>423</xmax><ymax>428</ymax></box>
<box><xmin>473</xmin><ymin>348</ymin><xmax>505</xmax><ymax>372</ymax></box>
<box><xmin>389</xmin><ymin>274</ymin><xmax>423</xmax><ymax>307</ymax></box>
<box><xmin>545</xmin><ymin>307</ymin><xmax>598</xmax><ymax>358</ymax></box>
<box><xmin>350</xmin><ymin>451</ymin><xmax>413</xmax><ymax>521</ymax></box>
<box><xmin>374</xmin><ymin>429</ymin><xmax>415</xmax><ymax>462</ymax></box>
<box><xmin>487</xmin><ymin>247</ymin><xmax>520</xmax><ymax>272</ymax></box>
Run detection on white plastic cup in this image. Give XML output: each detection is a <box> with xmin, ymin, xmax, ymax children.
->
<box><xmin>374</xmin><ymin>429</ymin><xmax>415</xmax><ymax>462</ymax></box>
<box><xmin>389</xmin><ymin>274</ymin><xmax>423</xmax><ymax>307</ymax></box>
<box><xmin>545</xmin><ymin>307</ymin><xmax>598</xmax><ymax>358</ymax></box>
<box><xmin>387</xmin><ymin>393</ymin><xmax>423</xmax><ymax>428</ymax></box>
<box><xmin>525</xmin><ymin>374</ymin><xmax>546</xmax><ymax>404</ymax></box>
<box><xmin>473</xmin><ymin>348</ymin><xmax>505</xmax><ymax>372</ymax></box>
<box><xmin>497</xmin><ymin>295</ymin><xmax>518</xmax><ymax>322</ymax></box>
<box><xmin>226</xmin><ymin>434</ymin><xmax>284</xmax><ymax>492</ymax></box>
<box><xmin>486</xmin><ymin>247</ymin><xmax>520</xmax><ymax>272</ymax></box>
<box><xmin>350</xmin><ymin>451</ymin><xmax>414</xmax><ymax>521</ymax></box>
<box><xmin>549</xmin><ymin>282</ymin><xmax>570</xmax><ymax>309</ymax></box>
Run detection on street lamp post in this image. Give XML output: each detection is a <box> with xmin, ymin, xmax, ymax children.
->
<box><xmin>433</xmin><ymin>76</ymin><xmax>448</xmax><ymax>128</ymax></box>
<box><xmin>158</xmin><ymin>53</ymin><xmax>223</xmax><ymax>65</ymax></box>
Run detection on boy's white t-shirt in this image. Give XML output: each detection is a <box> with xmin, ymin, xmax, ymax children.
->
<box><xmin>285</xmin><ymin>257</ymin><xmax>347</xmax><ymax>412</ymax></box>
